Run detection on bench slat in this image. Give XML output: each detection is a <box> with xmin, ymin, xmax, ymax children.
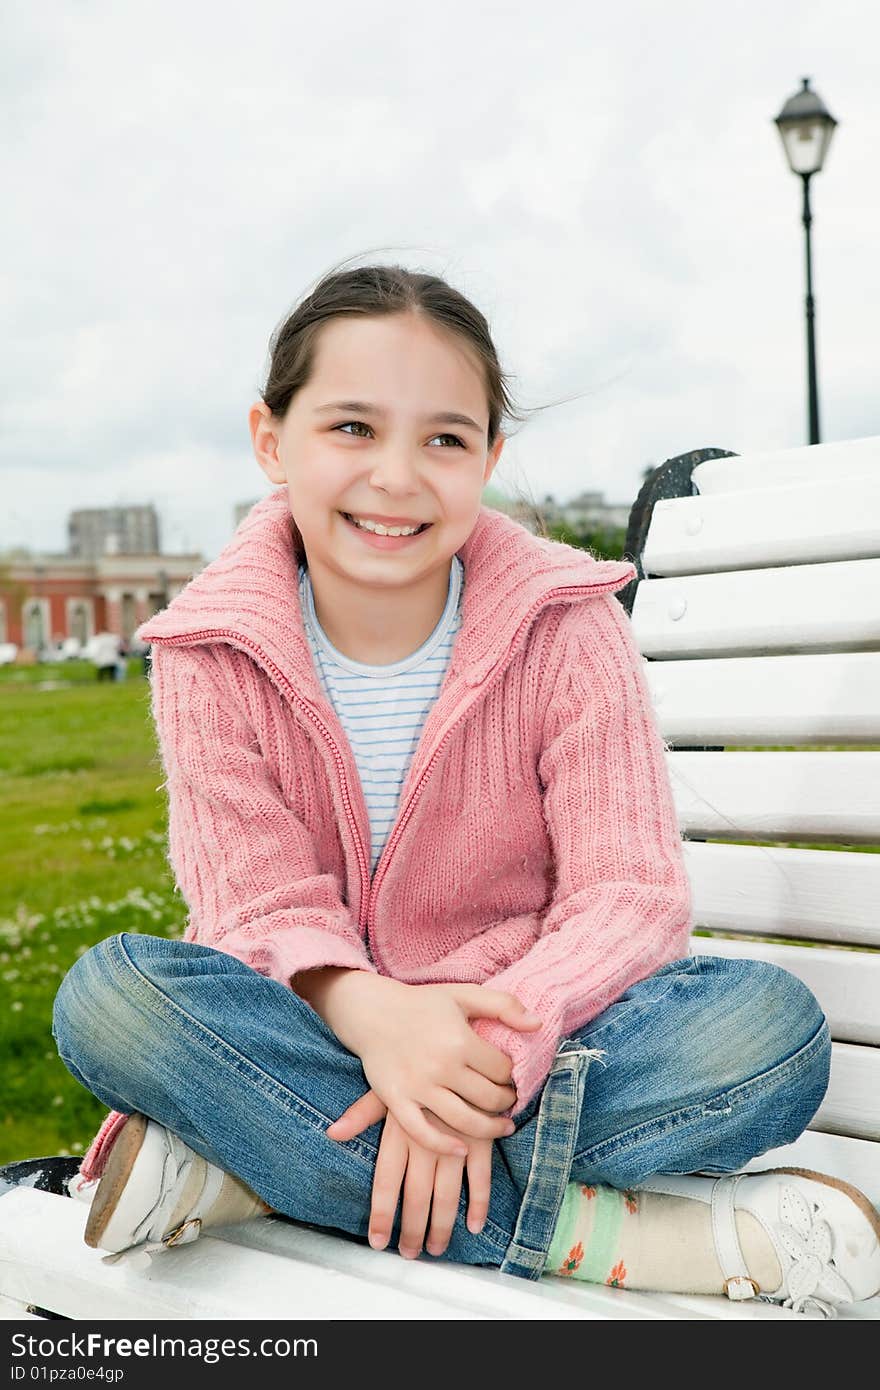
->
<box><xmin>684</xmin><ymin>840</ymin><xmax>880</xmax><ymax>948</ymax></box>
<box><xmin>690</xmin><ymin>436</ymin><xmax>880</xmax><ymax>494</ymax></box>
<box><xmin>633</xmin><ymin>559</ymin><xmax>880</xmax><ymax>656</ymax></box>
<box><xmin>689</xmin><ymin>935</ymin><xmax>880</xmax><ymax>1046</ymax></box>
<box><xmin>645</xmin><ymin>651</ymin><xmax>880</xmax><ymax>744</ymax></box>
<box><xmin>669</xmin><ymin>750</ymin><xmax>880</xmax><ymax>843</ymax></box>
<box><xmin>0</xmin><ymin>1188</ymin><xmax>717</xmax><ymax>1322</ymax></box>
<box><xmin>2</xmin><ymin>1186</ymin><xmax>876</xmax><ymax>1322</ymax></box>
<box><xmin>810</xmin><ymin>1043</ymin><xmax>880</xmax><ymax>1142</ymax></box>
<box><xmin>644</xmin><ymin>477</ymin><xmax>880</xmax><ymax>575</ymax></box>
<box><xmin>3</xmin><ymin>1175</ymin><xmax>878</xmax><ymax>1322</ymax></box>
<box><xmin>743</xmin><ymin>1129</ymin><xmax>880</xmax><ymax>1208</ymax></box>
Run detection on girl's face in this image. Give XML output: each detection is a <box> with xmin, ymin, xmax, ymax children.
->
<box><xmin>250</xmin><ymin>312</ymin><xmax>504</xmax><ymax>587</ymax></box>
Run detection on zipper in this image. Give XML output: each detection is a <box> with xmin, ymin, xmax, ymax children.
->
<box><xmin>365</xmin><ymin>577</ymin><xmax>628</xmax><ymax>967</ymax></box>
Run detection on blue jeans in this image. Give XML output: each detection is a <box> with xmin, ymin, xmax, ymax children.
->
<box><xmin>52</xmin><ymin>934</ymin><xmax>831</xmax><ymax>1281</ymax></box>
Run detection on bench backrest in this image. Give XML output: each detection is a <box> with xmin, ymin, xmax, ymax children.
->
<box><xmin>622</xmin><ymin>436</ymin><xmax>880</xmax><ymax>1146</ymax></box>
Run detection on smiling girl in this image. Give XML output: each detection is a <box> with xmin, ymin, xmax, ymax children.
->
<box><xmin>53</xmin><ymin>261</ymin><xmax>879</xmax><ymax>1316</ymax></box>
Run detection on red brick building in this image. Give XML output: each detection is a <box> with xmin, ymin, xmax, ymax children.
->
<box><xmin>0</xmin><ymin>550</ymin><xmax>204</xmax><ymax>653</ymax></box>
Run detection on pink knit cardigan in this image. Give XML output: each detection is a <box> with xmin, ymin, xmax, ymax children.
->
<box><xmin>79</xmin><ymin>491</ymin><xmax>692</xmax><ymax>1178</ymax></box>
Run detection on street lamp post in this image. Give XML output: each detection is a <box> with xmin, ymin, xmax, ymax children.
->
<box><xmin>773</xmin><ymin>78</ymin><xmax>838</xmax><ymax>445</ymax></box>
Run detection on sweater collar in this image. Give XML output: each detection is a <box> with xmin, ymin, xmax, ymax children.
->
<box><xmin>136</xmin><ymin>488</ymin><xmax>635</xmax><ymax>693</ymax></box>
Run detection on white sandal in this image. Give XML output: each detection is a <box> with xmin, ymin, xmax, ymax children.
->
<box><xmin>637</xmin><ymin>1166</ymin><xmax>880</xmax><ymax>1318</ymax></box>
<box><xmin>83</xmin><ymin>1112</ymin><xmax>271</xmax><ymax>1267</ymax></box>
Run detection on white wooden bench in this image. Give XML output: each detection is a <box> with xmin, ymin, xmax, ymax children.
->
<box><xmin>2</xmin><ymin>435</ymin><xmax>879</xmax><ymax>1321</ymax></box>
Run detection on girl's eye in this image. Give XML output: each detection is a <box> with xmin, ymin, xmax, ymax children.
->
<box><xmin>333</xmin><ymin>421</ymin><xmax>465</xmax><ymax>448</ymax></box>
<box><xmin>335</xmin><ymin>421</ymin><xmax>371</xmax><ymax>439</ymax></box>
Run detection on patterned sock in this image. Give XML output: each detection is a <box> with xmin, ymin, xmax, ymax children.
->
<box><xmin>543</xmin><ymin>1181</ymin><xmax>782</xmax><ymax>1294</ymax></box>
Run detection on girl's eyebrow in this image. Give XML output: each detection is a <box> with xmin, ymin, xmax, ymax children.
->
<box><xmin>314</xmin><ymin>400</ymin><xmax>484</xmax><ymax>433</ymax></box>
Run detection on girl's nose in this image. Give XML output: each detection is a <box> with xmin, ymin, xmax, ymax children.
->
<box><xmin>368</xmin><ymin>455</ymin><xmax>423</xmax><ymax>492</ymax></box>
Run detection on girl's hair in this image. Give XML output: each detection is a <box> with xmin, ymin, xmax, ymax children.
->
<box><xmin>259</xmin><ymin>251</ymin><xmax>571</xmax><ymax>542</ymax></box>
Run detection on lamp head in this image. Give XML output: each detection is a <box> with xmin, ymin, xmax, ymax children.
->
<box><xmin>774</xmin><ymin>77</ymin><xmax>837</xmax><ymax>176</ymax></box>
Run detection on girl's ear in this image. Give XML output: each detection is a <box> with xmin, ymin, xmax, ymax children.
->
<box><xmin>249</xmin><ymin>401</ymin><xmax>286</xmax><ymax>485</ymax></box>
<box><xmin>484</xmin><ymin>432</ymin><xmax>506</xmax><ymax>484</ymax></box>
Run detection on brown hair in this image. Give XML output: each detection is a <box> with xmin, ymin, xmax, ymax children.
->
<box><xmin>259</xmin><ymin>251</ymin><xmax>588</xmax><ymax>543</ymax></box>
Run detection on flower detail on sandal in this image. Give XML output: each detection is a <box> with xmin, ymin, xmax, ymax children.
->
<box><xmin>623</xmin><ymin>1189</ymin><xmax>638</xmax><ymax>1214</ymax></box>
<box><xmin>764</xmin><ymin>1184</ymin><xmax>855</xmax><ymax>1318</ymax></box>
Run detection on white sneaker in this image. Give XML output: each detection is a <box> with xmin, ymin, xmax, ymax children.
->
<box><xmin>638</xmin><ymin>1166</ymin><xmax>880</xmax><ymax>1318</ymax></box>
<box><xmin>83</xmin><ymin>1112</ymin><xmax>271</xmax><ymax>1265</ymax></box>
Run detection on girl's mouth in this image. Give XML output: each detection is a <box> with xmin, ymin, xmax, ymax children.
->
<box><xmin>339</xmin><ymin>512</ymin><xmax>432</xmax><ymax>548</ymax></box>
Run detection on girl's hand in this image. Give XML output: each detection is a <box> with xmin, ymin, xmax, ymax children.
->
<box><xmin>317</xmin><ymin>974</ymin><xmax>540</xmax><ymax>1157</ymax></box>
<box><xmin>327</xmin><ymin>1089</ymin><xmax>494</xmax><ymax>1257</ymax></box>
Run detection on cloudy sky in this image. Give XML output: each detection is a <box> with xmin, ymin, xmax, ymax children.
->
<box><xmin>3</xmin><ymin>0</ymin><xmax>878</xmax><ymax>562</ymax></box>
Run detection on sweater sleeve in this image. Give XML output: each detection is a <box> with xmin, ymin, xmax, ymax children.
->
<box><xmin>468</xmin><ymin>595</ymin><xmax>693</xmax><ymax>1117</ymax></box>
<box><xmin>148</xmin><ymin>640</ymin><xmax>378</xmax><ymax>986</ymax></box>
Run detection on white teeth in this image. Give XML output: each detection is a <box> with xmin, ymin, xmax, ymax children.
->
<box><xmin>344</xmin><ymin>514</ymin><xmax>423</xmax><ymax>537</ymax></box>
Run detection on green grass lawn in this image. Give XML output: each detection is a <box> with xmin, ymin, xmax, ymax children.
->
<box><xmin>0</xmin><ymin>660</ymin><xmax>183</xmax><ymax>1165</ymax></box>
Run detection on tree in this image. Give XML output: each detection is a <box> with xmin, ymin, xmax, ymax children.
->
<box><xmin>0</xmin><ymin>560</ymin><xmax>28</xmax><ymax>637</ymax></box>
<box><xmin>546</xmin><ymin>521</ymin><xmax>628</xmax><ymax>562</ymax></box>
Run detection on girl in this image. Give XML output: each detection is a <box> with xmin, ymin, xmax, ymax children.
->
<box><xmin>53</xmin><ymin>262</ymin><xmax>879</xmax><ymax>1317</ymax></box>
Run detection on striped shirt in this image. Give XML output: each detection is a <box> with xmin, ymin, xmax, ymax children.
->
<box><xmin>298</xmin><ymin>557</ymin><xmax>464</xmax><ymax>875</ymax></box>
